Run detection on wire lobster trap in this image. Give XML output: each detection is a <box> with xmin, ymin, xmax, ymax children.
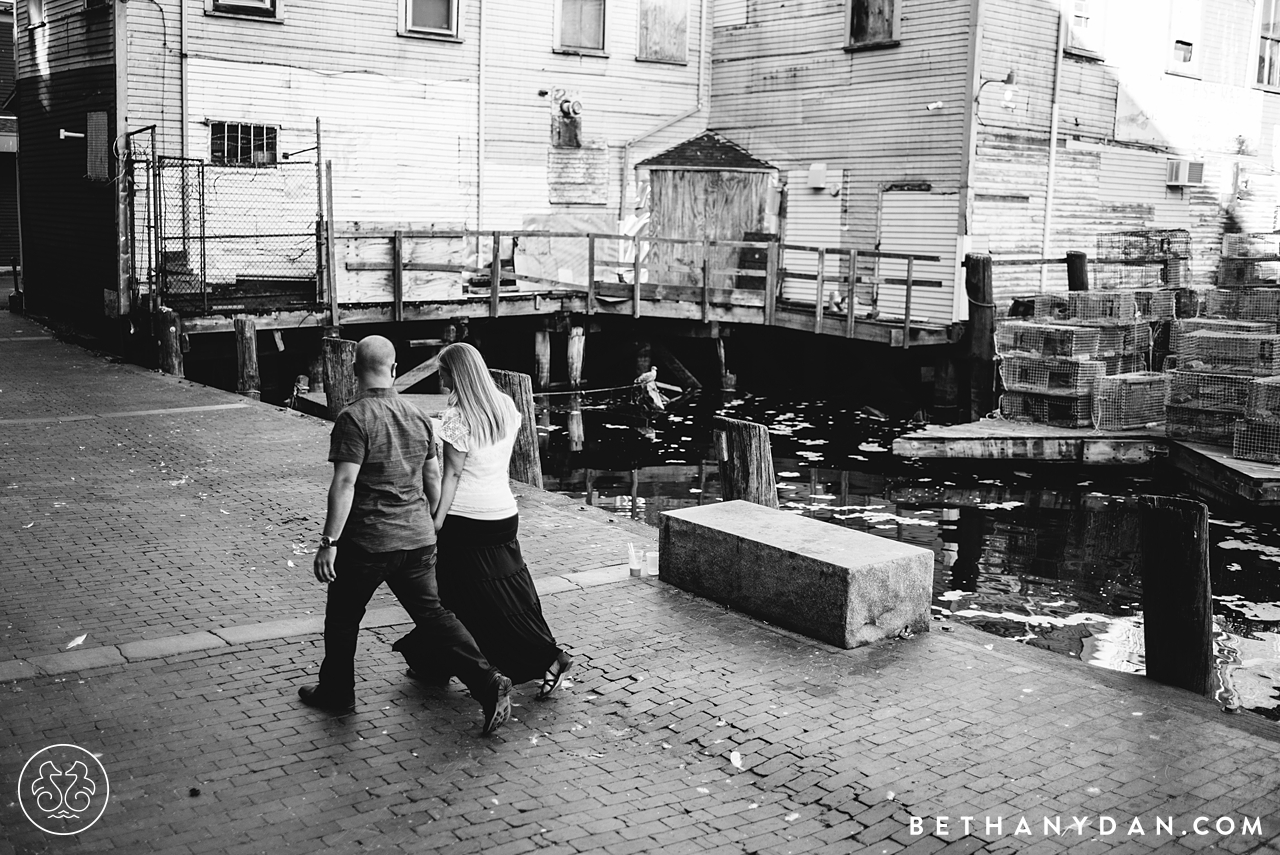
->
<box><xmin>1167</xmin><ymin>370</ymin><xmax>1254</xmax><ymax>414</ymax></box>
<box><xmin>1202</xmin><ymin>288</ymin><xmax>1280</xmax><ymax>323</ymax></box>
<box><xmin>1066</xmin><ymin>292</ymin><xmax>1138</xmax><ymax>325</ymax></box>
<box><xmin>1170</xmin><ymin>319</ymin><xmax>1275</xmax><ymax>355</ymax></box>
<box><xmin>1097</xmin><ymin>229</ymin><xmax>1192</xmax><ymax>262</ymax></box>
<box><xmin>1000</xmin><ymin>391</ymin><xmax>1094</xmax><ymax>428</ymax></box>
<box><xmin>1132</xmin><ymin>289</ymin><xmax>1177</xmax><ymax>321</ymax></box>
<box><xmin>996</xmin><ymin>321</ymin><xmax>1100</xmax><ymax>359</ymax></box>
<box><xmin>1233</xmin><ymin>419</ymin><xmax>1280</xmax><ymax>464</ymax></box>
<box><xmin>1246</xmin><ymin>376</ymin><xmax>1280</xmax><ymax>421</ymax></box>
<box><xmin>999</xmin><ymin>355</ymin><xmax>1105</xmax><ymax>395</ymax></box>
<box><xmin>1007</xmin><ymin>293</ymin><xmax>1069</xmax><ymax>322</ymax></box>
<box><xmin>1102</xmin><ymin>353</ymin><xmax>1147</xmax><ymax>375</ymax></box>
<box><xmin>1095</xmin><ymin>321</ymin><xmax>1152</xmax><ymax>358</ymax></box>
<box><xmin>1218</xmin><ymin>233</ymin><xmax>1280</xmax><ymax>287</ymax></box>
<box><xmin>1186</xmin><ymin>331</ymin><xmax>1280</xmax><ymax>375</ymax></box>
<box><xmin>1093</xmin><ymin>372</ymin><xmax>1169</xmax><ymax>430</ymax></box>
<box><xmin>1166</xmin><ymin>405</ymin><xmax>1238</xmax><ymax>445</ymax></box>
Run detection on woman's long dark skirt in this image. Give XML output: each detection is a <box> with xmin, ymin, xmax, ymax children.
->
<box><xmin>393</xmin><ymin>514</ymin><xmax>562</xmax><ymax>686</ymax></box>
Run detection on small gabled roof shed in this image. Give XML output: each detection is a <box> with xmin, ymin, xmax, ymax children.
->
<box><xmin>637</xmin><ymin>131</ymin><xmax>776</xmax><ymax>173</ymax></box>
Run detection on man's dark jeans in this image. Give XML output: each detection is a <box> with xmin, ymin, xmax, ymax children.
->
<box><xmin>318</xmin><ymin>542</ymin><xmax>496</xmax><ymax>701</ymax></box>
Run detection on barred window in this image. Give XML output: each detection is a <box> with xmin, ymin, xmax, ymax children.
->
<box><xmin>210</xmin><ymin>122</ymin><xmax>278</xmax><ymax>167</ymax></box>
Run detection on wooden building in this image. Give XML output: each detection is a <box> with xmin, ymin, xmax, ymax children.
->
<box><xmin>14</xmin><ymin>0</ymin><xmax>710</xmax><ymax>335</ymax></box>
<box><xmin>708</xmin><ymin>0</ymin><xmax>1280</xmax><ymax>313</ymax></box>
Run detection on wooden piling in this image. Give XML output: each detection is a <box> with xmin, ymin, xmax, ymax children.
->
<box><xmin>533</xmin><ymin>329</ymin><xmax>552</xmax><ymax>390</ymax></box>
<box><xmin>490</xmin><ymin>369</ymin><xmax>544</xmax><ymax>489</ymax></box>
<box><xmin>635</xmin><ymin>339</ymin><xmax>652</xmax><ymax>376</ymax></box>
<box><xmin>716</xmin><ymin>336</ymin><xmax>735</xmax><ymax>391</ymax></box>
<box><xmin>308</xmin><ymin>350</ymin><xmax>324</xmax><ymax>393</ymax></box>
<box><xmin>963</xmin><ymin>253</ymin><xmax>995</xmax><ymax>422</ymax></box>
<box><xmin>1066</xmin><ymin>250</ymin><xmax>1090</xmax><ymax>292</ymax></box>
<box><xmin>714</xmin><ymin>416</ymin><xmax>778</xmax><ymax>509</ymax></box>
<box><xmin>234</xmin><ymin>316</ymin><xmax>261</xmax><ymax>401</ymax></box>
<box><xmin>567</xmin><ymin>325</ymin><xmax>585</xmax><ymax>389</ymax></box>
<box><xmin>322</xmin><ymin>336</ymin><xmax>357</xmax><ymax>418</ymax></box>
<box><xmin>155</xmin><ymin>306</ymin><xmax>184</xmax><ymax>377</ymax></box>
<box><xmin>567</xmin><ymin>393</ymin><xmax>584</xmax><ymax>452</ymax></box>
<box><xmin>1138</xmin><ymin>496</ymin><xmax>1213</xmax><ymax>696</ymax></box>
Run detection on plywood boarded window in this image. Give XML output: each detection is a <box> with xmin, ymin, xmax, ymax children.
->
<box><xmin>560</xmin><ymin>0</ymin><xmax>605</xmax><ymax>51</ymax></box>
<box><xmin>1062</xmin><ymin>0</ymin><xmax>1104</xmax><ymax>58</ymax></box>
<box><xmin>846</xmin><ymin>0</ymin><xmax>896</xmax><ymax>48</ymax></box>
<box><xmin>1260</xmin><ymin>0</ymin><xmax>1280</xmax><ymax>87</ymax></box>
<box><xmin>405</xmin><ymin>0</ymin><xmax>459</xmax><ymax>37</ymax></box>
<box><xmin>211</xmin><ymin>0</ymin><xmax>278</xmax><ymax>18</ymax></box>
<box><xmin>210</xmin><ymin>123</ymin><xmax>278</xmax><ymax>167</ymax></box>
<box><xmin>638</xmin><ymin>0</ymin><xmax>687</xmax><ymax>63</ymax></box>
<box><xmin>86</xmin><ymin>112</ymin><xmax>108</xmax><ymax>181</ymax></box>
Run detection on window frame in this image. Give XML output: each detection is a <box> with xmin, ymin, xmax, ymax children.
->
<box><xmin>844</xmin><ymin>0</ymin><xmax>900</xmax><ymax>52</ymax></box>
<box><xmin>25</xmin><ymin>0</ymin><xmax>45</xmax><ymax>29</ymax></box>
<box><xmin>1062</xmin><ymin>0</ymin><xmax>1105</xmax><ymax>61</ymax></box>
<box><xmin>1258</xmin><ymin>0</ymin><xmax>1280</xmax><ymax>91</ymax></box>
<box><xmin>208</xmin><ymin>121</ymin><xmax>280</xmax><ymax>168</ymax></box>
<box><xmin>206</xmin><ymin>0</ymin><xmax>281</xmax><ymax>21</ymax></box>
<box><xmin>555</xmin><ymin>0</ymin><xmax>608</xmax><ymax>57</ymax></box>
<box><xmin>400</xmin><ymin>0</ymin><xmax>462</xmax><ymax>41</ymax></box>
<box><xmin>636</xmin><ymin>0</ymin><xmax>688</xmax><ymax>65</ymax></box>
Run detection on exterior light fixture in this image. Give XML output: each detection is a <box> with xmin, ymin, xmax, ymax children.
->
<box><xmin>974</xmin><ymin>70</ymin><xmax>1021</xmax><ymax>121</ymax></box>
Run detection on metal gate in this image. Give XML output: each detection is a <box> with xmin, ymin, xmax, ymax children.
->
<box><xmin>126</xmin><ymin>139</ymin><xmax>322</xmax><ymax>316</ymax></box>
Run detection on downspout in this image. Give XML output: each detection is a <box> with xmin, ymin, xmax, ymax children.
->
<box><xmin>956</xmin><ymin>0</ymin><xmax>984</xmax><ymax>321</ymax></box>
<box><xmin>1039</xmin><ymin>9</ymin><xmax>1066</xmax><ymax>292</ymax></box>
<box><xmin>180</xmin><ymin>0</ymin><xmax>187</xmax><ymax>157</ymax></box>
<box><xmin>618</xmin><ymin>0</ymin><xmax>708</xmax><ymax>221</ymax></box>
<box><xmin>477</xmin><ymin>0</ymin><xmax>485</xmax><ymax>230</ymax></box>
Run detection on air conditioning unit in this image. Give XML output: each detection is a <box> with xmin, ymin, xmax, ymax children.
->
<box><xmin>84</xmin><ymin>0</ymin><xmax>111</xmax><ymax>10</ymax></box>
<box><xmin>1166</xmin><ymin>158</ymin><xmax>1206</xmax><ymax>187</ymax></box>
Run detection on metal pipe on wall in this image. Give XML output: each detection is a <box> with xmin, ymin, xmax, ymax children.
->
<box><xmin>477</xmin><ymin>0</ymin><xmax>486</xmax><ymax>232</ymax></box>
<box><xmin>1039</xmin><ymin>9</ymin><xmax>1067</xmax><ymax>293</ymax></box>
<box><xmin>180</xmin><ymin>0</ymin><xmax>187</xmax><ymax>157</ymax></box>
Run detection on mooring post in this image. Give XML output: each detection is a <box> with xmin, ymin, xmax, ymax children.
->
<box><xmin>1139</xmin><ymin>496</ymin><xmax>1213</xmax><ymax>696</ymax></box>
<box><xmin>1066</xmin><ymin>250</ymin><xmax>1090</xmax><ymax>292</ymax></box>
<box><xmin>567</xmin><ymin>392</ymin><xmax>584</xmax><ymax>452</ymax></box>
<box><xmin>567</xmin><ymin>325</ymin><xmax>585</xmax><ymax>389</ymax></box>
<box><xmin>533</xmin><ymin>328</ymin><xmax>552</xmax><ymax>391</ymax></box>
<box><xmin>308</xmin><ymin>349</ymin><xmax>324</xmax><ymax>393</ymax></box>
<box><xmin>490</xmin><ymin>368</ymin><xmax>544</xmax><ymax>488</ymax></box>
<box><xmin>713</xmin><ymin>416</ymin><xmax>778</xmax><ymax>508</ymax></box>
<box><xmin>963</xmin><ymin>253</ymin><xmax>995</xmax><ymax>422</ymax></box>
<box><xmin>234</xmin><ymin>316</ymin><xmax>261</xmax><ymax>401</ymax></box>
<box><xmin>155</xmin><ymin>306</ymin><xmax>184</xmax><ymax>377</ymax></box>
<box><xmin>322</xmin><ymin>336</ymin><xmax>357</xmax><ymax>419</ymax></box>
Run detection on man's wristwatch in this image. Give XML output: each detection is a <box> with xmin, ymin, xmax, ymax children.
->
<box><xmin>319</xmin><ymin>535</ymin><xmax>338</xmax><ymax>549</ymax></box>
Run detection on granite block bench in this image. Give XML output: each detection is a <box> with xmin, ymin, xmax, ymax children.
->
<box><xmin>659</xmin><ymin>500</ymin><xmax>933</xmax><ymax>649</ymax></box>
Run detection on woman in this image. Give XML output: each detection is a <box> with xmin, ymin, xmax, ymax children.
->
<box><xmin>393</xmin><ymin>342</ymin><xmax>573</xmax><ymax>699</ymax></box>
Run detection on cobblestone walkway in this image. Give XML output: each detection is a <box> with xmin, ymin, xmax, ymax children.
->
<box><xmin>1</xmin><ymin>310</ymin><xmax>1278</xmax><ymax>855</ymax></box>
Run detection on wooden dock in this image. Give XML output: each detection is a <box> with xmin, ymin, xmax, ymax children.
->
<box><xmin>893</xmin><ymin>420</ymin><xmax>1280</xmax><ymax>509</ymax></box>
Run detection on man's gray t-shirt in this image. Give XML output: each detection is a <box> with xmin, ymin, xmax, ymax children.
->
<box><xmin>328</xmin><ymin>388</ymin><xmax>435</xmax><ymax>553</ymax></box>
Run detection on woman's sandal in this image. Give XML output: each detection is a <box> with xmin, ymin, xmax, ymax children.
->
<box><xmin>537</xmin><ymin>651</ymin><xmax>573</xmax><ymax>700</ymax></box>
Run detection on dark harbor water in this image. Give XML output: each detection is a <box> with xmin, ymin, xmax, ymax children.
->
<box><xmin>534</xmin><ymin>389</ymin><xmax>1280</xmax><ymax>721</ymax></box>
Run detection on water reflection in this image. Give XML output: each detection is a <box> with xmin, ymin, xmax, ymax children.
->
<box><xmin>534</xmin><ymin>389</ymin><xmax>1280</xmax><ymax>720</ymax></box>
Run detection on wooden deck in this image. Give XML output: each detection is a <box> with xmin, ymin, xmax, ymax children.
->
<box><xmin>893</xmin><ymin>420</ymin><xmax>1280</xmax><ymax>508</ymax></box>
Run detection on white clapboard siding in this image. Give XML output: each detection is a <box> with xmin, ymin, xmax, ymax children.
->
<box><xmin>780</xmin><ymin>170</ymin><xmax>843</xmax><ymax>305</ymax></box>
<box><xmin>875</xmin><ymin>191</ymin><xmax>960</xmax><ymax>323</ymax></box>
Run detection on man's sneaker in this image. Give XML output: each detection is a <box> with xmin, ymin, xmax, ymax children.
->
<box><xmin>480</xmin><ymin>673</ymin><xmax>513</xmax><ymax>736</ymax></box>
<box><xmin>298</xmin><ymin>684</ymin><xmax>356</xmax><ymax>714</ymax></box>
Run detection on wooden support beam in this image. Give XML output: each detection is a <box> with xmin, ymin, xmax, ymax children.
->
<box><xmin>490</xmin><ymin>369</ymin><xmax>543</xmax><ymax>488</ymax></box>
<box><xmin>765</xmin><ymin>240</ymin><xmax>779</xmax><ymax>327</ymax></box>
<box><xmin>392</xmin><ymin>230</ymin><xmax>404</xmax><ymax>323</ymax></box>
<box><xmin>846</xmin><ymin>250</ymin><xmax>859</xmax><ymax>339</ymax></box>
<box><xmin>635</xmin><ymin>339</ymin><xmax>652</xmax><ymax>376</ymax></box>
<box><xmin>1066</xmin><ymin>250</ymin><xmax>1089</xmax><ymax>292</ymax></box>
<box><xmin>903</xmin><ymin>257</ymin><xmax>915</xmax><ymax>350</ymax></box>
<box><xmin>533</xmin><ymin>329</ymin><xmax>552</xmax><ymax>390</ymax></box>
<box><xmin>964</xmin><ymin>253</ymin><xmax>996</xmax><ymax>421</ymax></box>
<box><xmin>716</xmin><ymin>336</ymin><xmax>735</xmax><ymax>391</ymax></box>
<box><xmin>234</xmin><ymin>316</ymin><xmax>261</xmax><ymax>401</ymax></box>
<box><xmin>322</xmin><ymin>337</ymin><xmax>357</xmax><ymax>418</ymax></box>
<box><xmin>155</xmin><ymin>306</ymin><xmax>184</xmax><ymax>377</ymax></box>
<box><xmin>653</xmin><ymin>340</ymin><xmax>702</xmax><ymax>391</ymax></box>
<box><xmin>586</xmin><ymin>235</ymin><xmax>596</xmax><ymax>316</ymax></box>
<box><xmin>713</xmin><ymin>416</ymin><xmax>778</xmax><ymax>508</ymax></box>
<box><xmin>632</xmin><ymin>237</ymin><xmax>642</xmax><ymax>319</ymax></box>
<box><xmin>814</xmin><ymin>248</ymin><xmax>826</xmax><ymax>334</ymax></box>
<box><xmin>567</xmin><ymin>392</ymin><xmax>584</xmax><ymax>452</ymax></box>
<box><xmin>489</xmin><ymin>232</ymin><xmax>501</xmax><ymax>318</ymax></box>
<box><xmin>567</xmin><ymin>325</ymin><xmax>585</xmax><ymax>389</ymax></box>
<box><xmin>394</xmin><ymin>355</ymin><xmax>440</xmax><ymax>392</ymax></box>
<box><xmin>701</xmin><ymin>237</ymin><xmax>712</xmax><ymax>323</ymax></box>
<box><xmin>308</xmin><ymin>349</ymin><xmax>324</xmax><ymax>393</ymax></box>
<box><xmin>1139</xmin><ymin>496</ymin><xmax>1213</xmax><ymax>697</ymax></box>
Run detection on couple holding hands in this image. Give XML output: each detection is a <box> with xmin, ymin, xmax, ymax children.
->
<box><xmin>299</xmin><ymin>337</ymin><xmax>572</xmax><ymax>736</ymax></box>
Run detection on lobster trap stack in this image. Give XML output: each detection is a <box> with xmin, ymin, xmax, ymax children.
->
<box><xmin>1093</xmin><ymin>372</ymin><xmax>1170</xmax><ymax>431</ymax></box>
<box><xmin>1093</xmin><ymin>229</ymin><xmax>1192</xmax><ymax>290</ymax></box>
<box><xmin>995</xmin><ymin>321</ymin><xmax>1102</xmax><ymax>428</ymax></box>
<box><xmin>1062</xmin><ymin>292</ymin><xmax>1152</xmax><ymax>376</ymax></box>
<box><xmin>1166</xmin><ymin>332</ymin><xmax>1280</xmax><ymax>446</ymax></box>
<box><xmin>1232</xmin><ymin>376</ymin><xmax>1280</xmax><ymax>464</ymax></box>
<box><xmin>1218</xmin><ymin>233</ymin><xmax>1280</xmax><ymax>288</ymax></box>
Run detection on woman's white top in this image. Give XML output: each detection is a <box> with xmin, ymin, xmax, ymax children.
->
<box><xmin>437</xmin><ymin>406</ymin><xmax>521</xmax><ymax>520</ymax></box>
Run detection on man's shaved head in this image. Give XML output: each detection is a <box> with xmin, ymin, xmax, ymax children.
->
<box><xmin>355</xmin><ymin>335</ymin><xmax>397</xmax><ymax>378</ymax></box>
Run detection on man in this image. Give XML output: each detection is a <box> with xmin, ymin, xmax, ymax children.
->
<box><xmin>298</xmin><ymin>335</ymin><xmax>512</xmax><ymax>735</ymax></box>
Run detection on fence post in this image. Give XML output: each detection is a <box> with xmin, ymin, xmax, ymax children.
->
<box><xmin>322</xmin><ymin>336</ymin><xmax>357</xmax><ymax>418</ymax></box>
<box><xmin>567</xmin><ymin>324</ymin><xmax>585</xmax><ymax>389</ymax></box>
<box><xmin>814</xmin><ymin>248</ymin><xmax>826</xmax><ymax>334</ymax></box>
<box><xmin>155</xmin><ymin>306</ymin><xmax>184</xmax><ymax>377</ymax></box>
<box><xmin>765</xmin><ymin>239</ymin><xmax>779</xmax><ymax>326</ymax></box>
<box><xmin>964</xmin><ymin>253</ymin><xmax>996</xmax><ymax>422</ymax></box>
<box><xmin>490</xmin><ymin>369</ymin><xmax>544</xmax><ymax>489</ymax></box>
<box><xmin>392</xmin><ymin>231</ymin><xmax>404</xmax><ymax>323</ymax></box>
<box><xmin>325</xmin><ymin>161</ymin><xmax>339</xmax><ymax>328</ymax></box>
<box><xmin>902</xmin><ymin>256</ymin><xmax>915</xmax><ymax>350</ymax></box>
<box><xmin>586</xmin><ymin>234</ymin><xmax>596</xmax><ymax>315</ymax></box>
<box><xmin>713</xmin><ymin>416</ymin><xmax>778</xmax><ymax>508</ymax></box>
<box><xmin>701</xmin><ymin>237</ymin><xmax>711</xmax><ymax>323</ymax></box>
<box><xmin>489</xmin><ymin>231</ymin><xmax>501</xmax><ymax>318</ymax></box>
<box><xmin>1067</xmin><ymin>250</ymin><xmax>1090</xmax><ymax>292</ymax></box>
<box><xmin>234</xmin><ymin>316</ymin><xmax>260</xmax><ymax>400</ymax></box>
<box><xmin>1138</xmin><ymin>496</ymin><xmax>1213</xmax><ymax>696</ymax></box>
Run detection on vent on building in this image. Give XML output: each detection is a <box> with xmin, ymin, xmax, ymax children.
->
<box><xmin>84</xmin><ymin>0</ymin><xmax>111</xmax><ymax>10</ymax></box>
<box><xmin>86</xmin><ymin>111</ymin><xmax>109</xmax><ymax>181</ymax></box>
<box><xmin>1166</xmin><ymin>158</ymin><xmax>1206</xmax><ymax>186</ymax></box>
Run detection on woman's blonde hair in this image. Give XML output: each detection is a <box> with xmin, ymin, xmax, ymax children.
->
<box><xmin>438</xmin><ymin>342</ymin><xmax>518</xmax><ymax>447</ymax></box>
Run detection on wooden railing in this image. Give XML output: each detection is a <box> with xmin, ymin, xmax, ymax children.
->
<box><xmin>337</xmin><ymin>227</ymin><xmax>943</xmax><ymax>344</ymax></box>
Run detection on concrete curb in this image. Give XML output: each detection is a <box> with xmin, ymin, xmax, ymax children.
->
<box><xmin>0</xmin><ymin>565</ymin><xmax>649</xmax><ymax>684</ymax></box>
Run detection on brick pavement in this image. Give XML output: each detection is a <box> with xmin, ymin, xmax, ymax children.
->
<box><xmin>1</xmin><ymin>310</ymin><xmax>1279</xmax><ymax>854</ymax></box>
